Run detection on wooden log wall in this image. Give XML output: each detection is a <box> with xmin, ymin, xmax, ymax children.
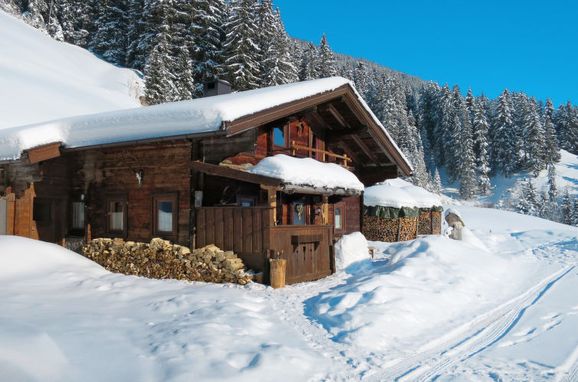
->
<box><xmin>85</xmin><ymin>142</ymin><xmax>192</xmax><ymax>245</ymax></box>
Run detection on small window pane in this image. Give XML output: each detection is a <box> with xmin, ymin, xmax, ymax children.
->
<box><xmin>335</xmin><ymin>208</ymin><xmax>342</xmax><ymax>229</ymax></box>
<box><xmin>72</xmin><ymin>202</ymin><xmax>84</xmax><ymax>230</ymax></box>
<box><xmin>157</xmin><ymin>200</ymin><xmax>173</xmax><ymax>232</ymax></box>
<box><xmin>109</xmin><ymin>201</ymin><xmax>124</xmax><ymax>231</ymax></box>
<box><xmin>273</xmin><ymin>127</ymin><xmax>286</xmax><ymax>147</ymax></box>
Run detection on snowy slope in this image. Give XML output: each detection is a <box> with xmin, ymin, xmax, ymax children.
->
<box><xmin>0</xmin><ymin>207</ymin><xmax>576</xmax><ymax>381</ymax></box>
<box><xmin>0</xmin><ymin>10</ymin><xmax>142</xmax><ymax>130</ymax></box>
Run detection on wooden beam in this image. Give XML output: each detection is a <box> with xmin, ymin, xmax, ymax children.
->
<box><xmin>320</xmin><ymin>103</ymin><xmax>348</xmax><ymax>128</ymax></box>
<box><xmin>26</xmin><ymin>142</ymin><xmax>61</xmax><ymax>164</ymax></box>
<box><xmin>351</xmin><ymin>135</ymin><xmax>378</xmax><ymax>162</ymax></box>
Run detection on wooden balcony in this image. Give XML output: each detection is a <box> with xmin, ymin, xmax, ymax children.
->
<box><xmin>195</xmin><ymin>206</ymin><xmax>334</xmax><ymax>284</ymax></box>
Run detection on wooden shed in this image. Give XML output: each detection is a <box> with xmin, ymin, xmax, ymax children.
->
<box><xmin>0</xmin><ymin>77</ymin><xmax>413</xmax><ymax>284</ymax></box>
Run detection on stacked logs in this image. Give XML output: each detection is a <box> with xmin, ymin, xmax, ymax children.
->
<box><xmin>417</xmin><ymin>209</ymin><xmax>443</xmax><ymax>235</ymax></box>
<box><xmin>362</xmin><ymin>215</ymin><xmax>418</xmax><ymax>242</ymax></box>
<box><xmin>83</xmin><ymin>238</ymin><xmax>252</xmax><ymax>285</ymax></box>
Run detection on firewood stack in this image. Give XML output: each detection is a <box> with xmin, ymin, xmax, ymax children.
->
<box><xmin>83</xmin><ymin>238</ymin><xmax>252</xmax><ymax>285</ymax></box>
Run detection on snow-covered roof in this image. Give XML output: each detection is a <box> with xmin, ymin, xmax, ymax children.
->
<box><xmin>364</xmin><ymin>178</ymin><xmax>441</xmax><ymax>208</ymax></box>
<box><xmin>0</xmin><ymin>77</ymin><xmax>412</xmax><ymax>175</ymax></box>
<box><xmin>0</xmin><ymin>77</ymin><xmax>349</xmax><ymax>161</ymax></box>
<box><xmin>249</xmin><ymin>154</ymin><xmax>364</xmax><ymax>195</ymax></box>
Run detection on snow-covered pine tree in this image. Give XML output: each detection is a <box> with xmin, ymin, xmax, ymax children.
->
<box><xmin>436</xmin><ymin>85</ymin><xmax>454</xmax><ymax>168</ymax></box>
<box><xmin>223</xmin><ymin>0</ymin><xmax>261</xmax><ymax>90</ymax></box>
<box><xmin>20</xmin><ymin>0</ymin><xmax>49</xmax><ymax>31</ymax></box>
<box><xmin>259</xmin><ymin>6</ymin><xmax>297</xmax><ymax>86</ymax></box>
<box><xmin>491</xmin><ymin>89</ymin><xmax>517</xmax><ymax>176</ymax></box>
<box><xmin>453</xmin><ymin>87</ymin><xmax>477</xmax><ymax>198</ymax></box>
<box><xmin>172</xmin><ymin>45</ymin><xmax>194</xmax><ymax>101</ymax></box>
<box><xmin>524</xmin><ymin>98</ymin><xmax>546</xmax><ymax>176</ymax></box>
<box><xmin>191</xmin><ymin>0</ymin><xmax>226</xmax><ymax>95</ymax></box>
<box><xmin>352</xmin><ymin>62</ymin><xmax>369</xmax><ymax>98</ymax></box>
<box><xmin>543</xmin><ymin>99</ymin><xmax>561</xmax><ymax>164</ymax></box>
<box><xmin>472</xmin><ymin>97</ymin><xmax>491</xmax><ymax>194</ymax></box>
<box><xmin>465</xmin><ymin>88</ymin><xmax>475</xmax><ymax>124</ymax></box>
<box><xmin>298</xmin><ymin>42</ymin><xmax>319</xmax><ymax>81</ymax></box>
<box><xmin>432</xmin><ymin>167</ymin><xmax>442</xmax><ymax>194</ymax></box>
<box><xmin>127</xmin><ymin>0</ymin><xmax>169</xmax><ymax>71</ymax></box>
<box><xmin>560</xmin><ymin>188</ymin><xmax>573</xmax><ymax>225</ymax></box>
<box><xmin>56</xmin><ymin>0</ymin><xmax>96</xmax><ymax>47</ymax></box>
<box><xmin>572</xmin><ymin>199</ymin><xmax>578</xmax><ymax>227</ymax></box>
<box><xmin>144</xmin><ymin>29</ymin><xmax>175</xmax><ymax>105</ymax></box>
<box><xmin>555</xmin><ymin>102</ymin><xmax>578</xmax><ymax>155</ymax></box>
<box><xmin>89</xmin><ymin>0</ymin><xmax>128</xmax><ymax>66</ymax></box>
<box><xmin>416</xmin><ymin>82</ymin><xmax>440</xmax><ymax>171</ymax></box>
<box><xmin>516</xmin><ymin>178</ymin><xmax>539</xmax><ymax>216</ymax></box>
<box><xmin>317</xmin><ymin>34</ymin><xmax>337</xmax><ymax>78</ymax></box>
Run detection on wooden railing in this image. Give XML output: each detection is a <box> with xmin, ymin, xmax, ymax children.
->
<box><xmin>290</xmin><ymin>141</ymin><xmax>351</xmax><ymax>166</ymax></box>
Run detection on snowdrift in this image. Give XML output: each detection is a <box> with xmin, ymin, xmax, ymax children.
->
<box><xmin>0</xmin><ymin>10</ymin><xmax>142</xmax><ymax>130</ymax></box>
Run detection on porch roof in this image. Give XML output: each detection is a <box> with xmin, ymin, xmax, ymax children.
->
<box><xmin>192</xmin><ymin>155</ymin><xmax>364</xmax><ymax>196</ymax></box>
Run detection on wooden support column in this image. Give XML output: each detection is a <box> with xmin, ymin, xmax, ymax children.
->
<box><xmin>264</xmin><ymin>186</ymin><xmax>278</xmax><ymax>226</ymax></box>
<box><xmin>321</xmin><ymin>195</ymin><xmax>329</xmax><ymax>225</ymax></box>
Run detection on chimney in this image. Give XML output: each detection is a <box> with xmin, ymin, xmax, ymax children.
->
<box><xmin>203</xmin><ymin>79</ymin><xmax>232</xmax><ymax>97</ymax></box>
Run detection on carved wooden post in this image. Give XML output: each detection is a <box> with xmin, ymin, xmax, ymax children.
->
<box><xmin>321</xmin><ymin>195</ymin><xmax>329</xmax><ymax>225</ymax></box>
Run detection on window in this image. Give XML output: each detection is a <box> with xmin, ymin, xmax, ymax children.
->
<box><xmin>334</xmin><ymin>207</ymin><xmax>343</xmax><ymax>230</ymax></box>
<box><xmin>71</xmin><ymin>202</ymin><xmax>85</xmax><ymax>231</ymax></box>
<box><xmin>292</xmin><ymin>200</ymin><xmax>306</xmax><ymax>225</ymax></box>
<box><xmin>33</xmin><ymin>199</ymin><xmax>51</xmax><ymax>224</ymax></box>
<box><xmin>273</xmin><ymin>126</ymin><xmax>287</xmax><ymax>147</ymax></box>
<box><xmin>106</xmin><ymin>196</ymin><xmax>127</xmax><ymax>236</ymax></box>
<box><xmin>153</xmin><ymin>193</ymin><xmax>178</xmax><ymax>236</ymax></box>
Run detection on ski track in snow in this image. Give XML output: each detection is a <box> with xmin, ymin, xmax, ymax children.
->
<box><xmin>363</xmin><ymin>265</ymin><xmax>575</xmax><ymax>382</ymax></box>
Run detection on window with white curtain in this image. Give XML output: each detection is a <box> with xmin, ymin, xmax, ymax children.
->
<box><xmin>154</xmin><ymin>193</ymin><xmax>177</xmax><ymax>236</ymax></box>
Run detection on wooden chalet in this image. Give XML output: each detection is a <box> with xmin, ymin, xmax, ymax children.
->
<box><xmin>0</xmin><ymin>77</ymin><xmax>412</xmax><ymax>284</ymax></box>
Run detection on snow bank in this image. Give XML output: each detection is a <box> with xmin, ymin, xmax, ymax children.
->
<box><xmin>307</xmin><ymin>235</ymin><xmax>540</xmax><ymax>352</ymax></box>
<box><xmin>0</xmin><ymin>11</ymin><xmax>142</xmax><ymax>131</ymax></box>
<box><xmin>364</xmin><ymin>178</ymin><xmax>441</xmax><ymax>208</ymax></box>
<box><xmin>249</xmin><ymin>154</ymin><xmax>364</xmax><ymax>194</ymax></box>
<box><xmin>0</xmin><ymin>76</ymin><xmax>354</xmax><ymax>161</ymax></box>
<box><xmin>334</xmin><ymin>232</ymin><xmax>370</xmax><ymax>271</ymax></box>
<box><xmin>0</xmin><ymin>236</ymin><xmax>106</xmax><ymax>280</ymax></box>
<box><xmin>0</xmin><ymin>236</ymin><xmax>331</xmax><ymax>381</ymax></box>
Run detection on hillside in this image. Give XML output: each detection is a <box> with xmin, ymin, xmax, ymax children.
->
<box><xmin>0</xmin><ymin>11</ymin><xmax>143</xmax><ymax>130</ymax></box>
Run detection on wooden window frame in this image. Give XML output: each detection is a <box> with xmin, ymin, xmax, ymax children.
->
<box><xmin>152</xmin><ymin>192</ymin><xmax>178</xmax><ymax>239</ymax></box>
<box><xmin>270</xmin><ymin>125</ymin><xmax>289</xmax><ymax>150</ymax></box>
<box><xmin>69</xmin><ymin>199</ymin><xmax>85</xmax><ymax>236</ymax></box>
<box><xmin>334</xmin><ymin>203</ymin><xmax>346</xmax><ymax>234</ymax></box>
<box><xmin>105</xmin><ymin>194</ymin><xmax>128</xmax><ymax>238</ymax></box>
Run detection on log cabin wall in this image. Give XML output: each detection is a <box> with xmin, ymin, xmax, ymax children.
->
<box><xmin>82</xmin><ymin>141</ymin><xmax>192</xmax><ymax>246</ymax></box>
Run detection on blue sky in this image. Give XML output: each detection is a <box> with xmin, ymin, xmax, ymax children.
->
<box><xmin>274</xmin><ymin>0</ymin><xmax>577</xmax><ymax>106</ymax></box>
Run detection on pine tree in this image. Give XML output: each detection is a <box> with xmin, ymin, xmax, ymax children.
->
<box><xmin>172</xmin><ymin>45</ymin><xmax>194</xmax><ymax>101</ymax></box>
<box><xmin>299</xmin><ymin>42</ymin><xmax>319</xmax><ymax>81</ymax></box>
<box><xmin>89</xmin><ymin>0</ymin><xmax>128</xmax><ymax>66</ymax></box>
<box><xmin>472</xmin><ymin>97</ymin><xmax>491</xmax><ymax>194</ymax></box>
<box><xmin>452</xmin><ymin>87</ymin><xmax>477</xmax><ymax>199</ymax></box>
<box><xmin>555</xmin><ymin>102</ymin><xmax>578</xmax><ymax>155</ymax></box>
<box><xmin>432</xmin><ymin>168</ymin><xmax>442</xmax><ymax>194</ymax></box>
<box><xmin>547</xmin><ymin>164</ymin><xmax>558</xmax><ymax>203</ymax></box>
<box><xmin>191</xmin><ymin>0</ymin><xmax>226</xmax><ymax>94</ymax></box>
<box><xmin>543</xmin><ymin>99</ymin><xmax>561</xmax><ymax>164</ymax></box>
<box><xmin>317</xmin><ymin>34</ymin><xmax>337</xmax><ymax>78</ymax></box>
<box><xmin>560</xmin><ymin>189</ymin><xmax>573</xmax><ymax>225</ymax></box>
<box><xmin>352</xmin><ymin>62</ymin><xmax>369</xmax><ymax>97</ymax></box>
<box><xmin>144</xmin><ymin>30</ymin><xmax>175</xmax><ymax>105</ymax></box>
<box><xmin>491</xmin><ymin>89</ymin><xmax>517</xmax><ymax>176</ymax></box>
<box><xmin>524</xmin><ymin>98</ymin><xmax>546</xmax><ymax>175</ymax></box>
<box><xmin>516</xmin><ymin>178</ymin><xmax>539</xmax><ymax>216</ymax></box>
<box><xmin>259</xmin><ymin>6</ymin><xmax>297</xmax><ymax>86</ymax></box>
<box><xmin>223</xmin><ymin>0</ymin><xmax>261</xmax><ymax>90</ymax></box>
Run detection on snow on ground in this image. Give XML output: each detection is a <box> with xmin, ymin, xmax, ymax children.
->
<box><xmin>0</xmin><ymin>207</ymin><xmax>576</xmax><ymax>381</ymax></box>
<box><xmin>0</xmin><ymin>10</ymin><xmax>142</xmax><ymax>131</ymax></box>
